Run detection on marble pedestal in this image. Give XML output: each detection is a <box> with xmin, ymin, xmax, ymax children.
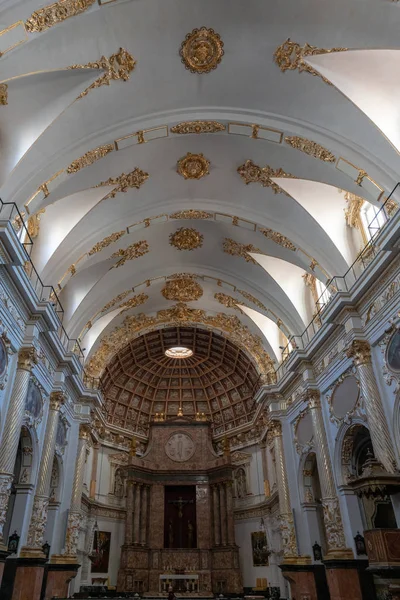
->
<box><xmin>280</xmin><ymin>561</ymin><xmax>328</xmax><ymax>600</ymax></box>
<box><xmin>42</xmin><ymin>560</ymin><xmax>80</xmax><ymax>600</ymax></box>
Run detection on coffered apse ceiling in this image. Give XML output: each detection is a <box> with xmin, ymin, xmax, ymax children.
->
<box><xmin>1</xmin><ymin>0</ymin><xmax>400</xmax><ymax>398</ymax></box>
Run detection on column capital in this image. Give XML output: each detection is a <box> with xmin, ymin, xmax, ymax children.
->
<box><xmin>346</xmin><ymin>339</ymin><xmax>371</xmax><ymax>365</ymax></box>
<box><xmin>79</xmin><ymin>424</ymin><xmax>91</xmax><ymax>439</ymax></box>
<box><xmin>49</xmin><ymin>390</ymin><xmax>66</xmax><ymax>410</ymax></box>
<box><xmin>305</xmin><ymin>389</ymin><xmax>321</xmax><ymax>409</ymax></box>
<box><xmin>17</xmin><ymin>347</ymin><xmax>38</xmax><ymax>371</ymax></box>
<box><xmin>268</xmin><ymin>419</ymin><xmax>282</xmax><ymax>438</ymax></box>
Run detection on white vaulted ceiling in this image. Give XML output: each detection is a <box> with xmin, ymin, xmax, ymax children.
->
<box><xmin>1</xmin><ymin>0</ymin><xmax>400</xmax><ymax>383</ymax></box>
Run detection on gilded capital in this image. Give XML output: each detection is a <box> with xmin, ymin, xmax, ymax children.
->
<box><xmin>17</xmin><ymin>348</ymin><xmax>38</xmax><ymax>371</ymax></box>
<box><xmin>79</xmin><ymin>424</ymin><xmax>91</xmax><ymax>440</ymax></box>
<box><xmin>268</xmin><ymin>419</ymin><xmax>282</xmax><ymax>438</ymax></box>
<box><xmin>346</xmin><ymin>339</ymin><xmax>371</xmax><ymax>366</ymax></box>
<box><xmin>130</xmin><ymin>436</ymin><xmax>137</xmax><ymax>456</ymax></box>
<box><xmin>49</xmin><ymin>391</ymin><xmax>66</xmax><ymax>411</ymax></box>
<box><xmin>306</xmin><ymin>389</ymin><xmax>321</xmax><ymax>409</ymax></box>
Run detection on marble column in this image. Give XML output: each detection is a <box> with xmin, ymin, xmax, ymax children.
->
<box><xmin>212</xmin><ymin>485</ymin><xmax>221</xmax><ymax>546</ymax></box>
<box><xmin>21</xmin><ymin>391</ymin><xmax>66</xmax><ymax>557</ymax></box>
<box><xmin>219</xmin><ymin>483</ymin><xmax>227</xmax><ymax>546</ymax></box>
<box><xmin>89</xmin><ymin>443</ymin><xmax>100</xmax><ymax>500</ymax></box>
<box><xmin>133</xmin><ymin>482</ymin><xmax>141</xmax><ymax>545</ymax></box>
<box><xmin>140</xmin><ymin>485</ymin><xmax>148</xmax><ymax>546</ymax></box>
<box><xmin>125</xmin><ymin>481</ymin><xmax>134</xmax><ymax>545</ymax></box>
<box><xmin>347</xmin><ymin>340</ymin><xmax>398</xmax><ymax>473</ymax></box>
<box><xmin>307</xmin><ymin>390</ymin><xmax>352</xmax><ymax>558</ymax></box>
<box><xmin>260</xmin><ymin>442</ymin><xmax>270</xmax><ymax>497</ymax></box>
<box><xmin>225</xmin><ymin>481</ymin><xmax>235</xmax><ymax>545</ymax></box>
<box><xmin>269</xmin><ymin>420</ymin><xmax>298</xmax><ymax>558</ymax></box>
<box><xmin>63</xmin><ymin>425</ymin><xmax>90</xmax><ymax>557</ymax></box>
<box><xmin>0</xmin><ymin>348</ymin><xmax>37</xmax><ymax>550</ymax></box>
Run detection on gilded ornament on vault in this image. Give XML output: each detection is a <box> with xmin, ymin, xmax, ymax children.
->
<box><xmin>169</xmin><ymin>227</ymin><xmax>204</xmax><ymax>251</ymax></box>
<box><xmin>170</xmin><ymin>209</ymin><xmax>213</xmax><ymax>220</ymax></box>
<box><xmin>237</xmin><ymin>289</ymin><xmax>267</xmax><ymax>313</ymax></box>
<box><xmin>0</xmin><ymin>84</ymin><xmax>8</xmax><ymax>106</ymax></box>
<box><xmin>100</xmin><ymin>291</ymin><xmax>131</xmax><ymax>314</ymax></box>
<box><xmin>171</xmin><ymin>121</ymin><xmax>226</xmax><ymax>134</ymax></box>
<box><xmin>111</xmin><ymin>240</ymin><xmax>149</xmax><ymax>268</ymax></box>
<box><xmin>162</xmin><ymin>278</ymin><xmax>203</xmax><ymax>302</ymax></box>
<box><xmin>177</xmin><ymin>153</ymin><xmax>210</xmax><ymax>180</ymax></box>
<box><xmin>259</xmin><ymin>228</ymin><xmax>296</xmax><ymax>251</ymax></box>
<box><xmin>214</xmin><ymin>293</ymin><xmax>247</xmax><ymax>312</ymax></box>
<box><xmin>119</xmin><ymin>293</ymin><xmax>148</xmax><ymax>313</ymax></box>
<box><xmin>237</xmin><ymin>160</ymin><xmax>296</xmax><ymax>194</ymax></box>
<box><xmin>25</xmin><ymin>0</ymin><xmax>96</xmax><ymax>33</ymax></box>
<box><xmin>285</xmin><ymin>136</ymin><xmax>336</xmax><ymax>163</ymax></box>
<box><xmin>223</xmin><ymin>238</ymin><xmax>263</xmax><ymax>264</ymax></box>
<box><xmin>88</xmin><ymin>231</ymin><xmax>125</xmax><ymax>256</ymax></box>
<box><xmin>180</xmin><ymin>27</ymin><xmax>224</xmax><ymax>74</ymax></box>
<box><xmin>97</xmin><ymin>167</ymin><xmax>149</xmax><ymax>199</ymax></box>
<box><xmin>67</xmin><ymin>144</ymin><xmax>114</xmax><ymax>174</ymax></box>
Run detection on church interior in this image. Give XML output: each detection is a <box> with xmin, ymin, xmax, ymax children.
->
<box><xmin>0</xmin><ymin>1</ymin><xmax>400</xmax><ymax>599</ymax></box>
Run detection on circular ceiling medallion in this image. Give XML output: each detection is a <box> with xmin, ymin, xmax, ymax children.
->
<box><xmin>169</xmin><ymin>227</ymin><xmax>204</xmax><ymax>251</ymax></box>
<box><xmin>180</xmin><ymin>27</ymin><xmax>224</xmax><ymax>74</ymax></box>
<box><xmin>165</xmin><ymin>346</ymin><xmax>194</xmax><ymax>359</ymax></box>
<box><xmin>386</xmin><ymin>330</ymin><xmax>400</xmax><ymax>373</ymax></box>
<box><xmin>165</xmin><ymin>432</ymin><xmax>196</xmax><ymax>462</ymax></box>
<box><xmin>162</xmin><ymin>278</ymin><xmax>203</xmax><ymax>302</ymax></box>
<box><xmin>177</xmin><ymin>153</ymin><xmax>210</xmax><ymax>180</ymax></box>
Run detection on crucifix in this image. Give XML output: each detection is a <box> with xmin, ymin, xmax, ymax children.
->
<box><xmin>167</xmin><ymin>496</ymin><xmax>194</xmax><ymax>547</ymax></box>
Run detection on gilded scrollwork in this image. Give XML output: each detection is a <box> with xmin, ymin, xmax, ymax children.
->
<box><xmin>67</xmin><ymin>144</ymin><xmax>114</xmax><ymax>174</ymax></box>
<box><xmin>237</xmin><ymin>159</ymin><xmax>296</xmax><ymax>194</ymax></box>
<box><xmin>170</xmin><ymin>209</ymin><xmax>213</xmax><ymax>220</ymax></box>
<box><xmin>171</xmin><ymin>121</ymin><xmax>225</xmax><ymax>134</ymax></box>
<box><xmin>161</xmin><ymin>278</ymin><xmax>203</xmax><ymax>302</ymax></box>
<box><xmin>223</xmin><ymin>238</ymin><xmax>263</xmax><ymax>264</ymax></box>
<box><xmin>119</xmin><ymin>293</ymin><xmax>148</xmax><ymax>314</ymax></box>
<box><xmin>237</xmin><ymin>289</ymin><xmax>267</xmax><ymax>313</ymax></box>
<box><xmin>169</xmin><ymin>228</ymin><xmax>204</xmax><ymax>251</ymax></box>
<box><xmin>88</xmin><ymin>231</ymin><xmax>125</xmax><ymax>256</ymax></box>
<box><xmin>259</xmin><ymin>227</ymin><xmax>296</xmax><ymax>251</ymax></box>
<box><xmin>214</xmin><ymin>292</ymin><xmax>247</xmax><ymax>312</ymax></box>
<box><xmin>25</xmin><ymin>0</ymin><xmax>96</xmax><ymax>33</ymax></box>
<box><xmin>180</xmin><ymin>28</ymin><xmax>224</xmax><ymax>74</ymax></box>
<box><xmin>111</xmin><ymin>240</ymin><xmax>149</xmax><ymax>268</ymax></box>
<box><xmin>0</xmin><ymin>83</ymin><xmax>8</xmax><ymax>106</ymax></box>
<box><xmin>285</xmin><ymin>136</ymin><xmax>336</xmax><ymax>162</ymax></box>
<box><xmin>96</xmin><ymin>167</ymin><xmax>149</xmax><ymax>199</ymax></box>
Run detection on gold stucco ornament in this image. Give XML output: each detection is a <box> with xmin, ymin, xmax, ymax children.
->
<box><xmin>177</xmin><ymin>153</ymin><xmax>210</xmax><ymax>180</ymax></box>
<box><xmin>180</xmin><ymin>27</ymin><xmax>224</xmax><ymax>74</ymax></box>
<box><xmin>169</xmin><ymin>228</ymin><xmax>204</xmax><ymax>251</ymax></box>
<box><xmin>162</xmin><ymin>278</ymin><xmax>203</xmax><ymax>302</ymax></box>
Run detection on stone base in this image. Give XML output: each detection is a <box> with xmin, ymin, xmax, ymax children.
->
<box><xmin>323</xmin><ymin>559</ymin><xmax>367</xmax><ymax>600</ymax></box>
<box><xmin>4</xmin><ymin>557</ymin><xmax>47</xmax><ymax>600</ymax></box>
<box><xmin>0</xmin><ymin>547</ymin><xmax>10</xmax><ymax>587</ymax></box>
<box><xmin>42</xmin><ymin>561</ymin><xmax>80</xmax><ymax>600</ymax></box>
<box><xmin>280</xmin><ymin>561</ymin><xmax>329</xmax><ymax>600</ymax></box>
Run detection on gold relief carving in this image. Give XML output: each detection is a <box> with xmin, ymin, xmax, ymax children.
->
<box><xmin>344</xmin><ymin>192</ymin><xmax>364</xmax><ymax>229</ymax></box>
<box><xmin>111</xmin><ymin>240</ymin><xmax>149</xmax><ymax>268</ymax></box>
<box><xmin>214</xmin><ymin>292</ymin><xmax>246</xmax><ymax>312</ymax></box>
<box><xmin>88</xmin><ymin>231</ymin><xmax>125</xmax><ymax>256</ymax></box>
<box><xmin>356</xmin><ymin>169</ymin><xmax>368</xmax><ymax>186</ymax></box>
<box><xmin>0</xmin><ymin>83</ymin><xmax>8</xmax><ymax>106</ymax></box>
<box><xmin>161</xmin><ymin>278</ymin><xmax>203</xmax><ymax>302</ymax></box>
<box><xmin>177</xmin><ymin>153</ymin><xmax>210</xmax><ymax>180</ymax></box>
<box><xmin>386</xmin><ymin>198</ymin><xmax>399</xmax><ymax>217</ymax></box>
<box><xmin>285</xmin><ymin>136</ymin><xmax>336</xmax><ymax>162</ymax></box>
<box><xmin>27</xmin><ymin>209</ymin><xmax>46</xmax><ymax>239</ymax></box>
<box><xmin>79</xmin><ymin>424</ymin><xmax>91</xmax><ymax>440</ymax></box>
<box><xmin>49</xmin><ymin>391</ymin><xmax>66</xmax><ymax>410</ymax></box>
<box><xmin>170</xmin><ymin>209</ymin><xmax>213</xmax><ymax>220</ymax></box>
<box><xmin>180</xmin><ymin>27</ymin><xmax>224</xmax><ymax>74</ymax></box>
<box><xmin>305</xmin><ymin>389</ymin><xmax>321</xmax><ymax>409</ymax></box>
<box><xmin>268</xmin><ymin>420</ymin><xmax>282</xmax><ymax>438</ymax></box>
<box><xmin>68</xmin><ymin>264</ymin><xmax>76</xmax><ymax>277</ymax></box>
<box><xmin>273</xmin><ymin>38</ymin><xmax>347</xmax><ymax>84</ymax></box>
<box><xmin>169</xmin><ymin>227</ymin><xmax>203</xmax><ymax>251</ymax></box>
<box><xmin>346</xmin><ymin>339</ymin><xmax>371</xmax><ymax>366</ymax></box>
<box><xmin>259</xmin><ymin>227</ymin><xmax>296</xmax><ymax>251</ymax></box>
<box><xmin>97</xmin><ymin>167</ymin><xmax>149</xmax><ymax>199</ymax></box>
<box><xmin>119</xmin><ymin>293</ymin><xmax>148</xmax><ymax>313</ymax></box>
<box><xmin>17</xmin><ymin>348</ymin><xmax>38</xmax><ymax>371</ymax></box>
<box><xmin>237</xmin><ymin>160</ymin><xmax>296</xmax><ymax>194</ymax></box>
<box><xmin>99</xmin><ymin>290</ymin><xmax>130</xmax><ymax>313</ymax></box>
<box><xmin>223</xmin><ymin>238</ymin><xmax>263</xmax><ymax>264</ymax></box>
<box><xmin>67</xmin><ymin>144</ymin><xmax>114</xmax><ymax>174</ymax></box>
<box><xmin>321</xmin><ymin>497</ymin><xmax>347</xmax><ymax>550</ymax></box>
<box><xmin>69</xmin><ymin>48</ymin><xmax>136</xmax><ymax>99</ymax></box>
<box><xmin>237</xmin><ymin>289</ymin><xmax>267</xmax><ymax>313</ymax></box>
<box><xmin>86</xmin><ymin>303</ymin><xmax>275</xmax><ymax>380</ymax></box>
<box><xmin>171</xmin><ymin>121</ymin><xmax>225</xmax><ymax>134</ymax></box>
<box><xmin>25</xmin><ymin>0</ymin><xmax>95</xmax><ymax>33</ymax></box>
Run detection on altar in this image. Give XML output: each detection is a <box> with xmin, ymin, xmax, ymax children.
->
<box><xmin>159</xmin><ymin>574</ymin><xmax>199</xmax><ymax>593</ymax></box>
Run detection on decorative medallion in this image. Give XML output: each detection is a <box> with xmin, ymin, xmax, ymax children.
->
<box><xmin>171</xmin><ymin>121</ymin><xmax>225</xmax><ymax>134</ymax></box>
<box><xmin>97</xmin><ymin>167</ymin><xmax>149</xmax><ymax>199</ymax></box>
<box><xmin>88</xmin><ymin>231</ymin><xmax>125</xmax><ymax>256</ymax></box>
<box><xmin>259</xmin><ymin>228</ymin><xmax>296</xmax><ymax>251</ymax></box>
<box><xmin>237</xmin><ymin>160</ymin><xmax>296</xmax><ymax>194</ymax></box>
<box><xmin>177</xmin><ymin>153</ymin><xmax>210</xmax><ymax>180</ymax></box>
<box><xmin>285</xmin><ymin>136</ymin><xmax>336</xmax><ymax>163</ymax></box>
<box><xmin>180</xmin><ymin>27</ymin><xmax>224</xmax><ymax>74</ymax></box>
<box><xmin>111</xmin><ymin>240</ymin><xmax>149</xmax><ymax>268</ymax></box>
<box><xmin>223</xmin><ymin>238</ymin><xmax>263</xmax><ymax>264</ymax></box>
<box><xmin>25</xmin><ymin>0</ymin><xmax>96</xmax><ymax>33</ymax></box>
<box><xmin>0</xmin><ymin>84</ymin><xmax>8</xmax><ymax>106</ymax></box>
<box><xmin>67</xmin><ymin>144</ymin><xmax>114</xmax><ymax>174</ymax></box>
<box><xmin>170</xmin><ymin>209</ymin><xmax>213</xmax><ymax>220</ymax></box>
<box><xmin>162</xmin><ymin>278</ymin><xmax>203</xmax><ymax>302</ymax></box>
<box><xmin>169</xmin><ymin>227</ymin><xmax>204</xmax><ymax>251</ymax></box>
<box><xmin>165</xmin><ymin>432</ymin><xmax>195</xmax><ymax>462</ymax></box>
<box><xmin>326</xmin><ymin>372</ymin><xmax>361</xmax><ymax>427</ymax></box>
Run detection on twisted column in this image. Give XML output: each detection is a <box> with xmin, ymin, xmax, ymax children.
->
<box><xmin>269</xmin><ymin>420</ymin><xmax>298</xmax><ymax>558</ymax></box>
<box><xmin>307</xmin><ymin>390</ymin><xmax>351</xmax><ymax>557</ymax></box>
<box><xmin>140</xmin><ymin>485</ymin><xmax>148</xmax><ymax>546</ymax></box>
<box><xmin>64</xmin><ymin>425</ymin><xmax>90</xmax><ymax>556</ymax></box>
<box><xmin>225</xmin><ymin>481</ymin><xmax>235</xmax><ymax>545</ymax></box>
<box><xmin>219</xmin><ymin>483</ymin><xmax>227</xmax><ymax>546</ymax></box>
<box><xmin>0</xmin><ymin>348</ymin><xmax>37</xmax><ymax>549</ymax></box>
<box><xmin>22</xmin><ymin>391</ymin><xmax>66</xmax><ymax>556</ymax></box>
<box><xmin>347</xmin><ymin>340</ymin><xmax>398</xmax><ymax>473</ymax></box>
<box><xmin>125</xmin><ymin>480</ymin><xmax>134</xmax><ymax>545</ymax></box>
<box><xmin>89</xmin><ymin>443</ymin><xmax>100</xmax><ymax>499</ymax></box>
<box><xmin>212</xmin><ymin>485</ymin><xmax>221</xmax><ymax>546</ymax></box>
<box><xmin>260</xmin><ymin>442</ymin><xmax>270</xmax><ymax>497</ymax></box>
<box><xmin>133</xmin><ymin>482</ymin><xmax>141</xmax><ymax>545</ymax></box>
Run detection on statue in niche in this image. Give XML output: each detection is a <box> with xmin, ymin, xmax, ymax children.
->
<box><xmin>187</xmin><ymin>520</ymin><xmax>194</xmax><ymax>548</ymax></box>
<box><xmin>168</xmin><ymin>518</ymin><xmax>174</xmax><ymax>548</ymax></box>
<box><xmin>235</xmin><ymin>467</ymin><xmax>247</xmax><ymax>498</ymax></box>
<box><xmin>114</xmin><ymin>469</ymin><xmax>124</xmax><ymax>498</ymax></box>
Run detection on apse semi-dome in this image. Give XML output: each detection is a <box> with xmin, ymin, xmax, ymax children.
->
<box><xmin>101</xmin><ymin>327</ymin><xmax>261</xmax><ymax>436</ymax></box>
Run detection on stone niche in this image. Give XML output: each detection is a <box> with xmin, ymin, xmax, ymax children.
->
<box><xmin>117</xmin><ymin>417</ymin><xmax>242</xmax><ymax>594</ymax></box>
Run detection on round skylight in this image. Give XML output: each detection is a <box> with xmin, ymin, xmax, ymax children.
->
<box><xmin>165</xmin><ymin>346</ymin><xmax>193</xmax><ymax>359</ymax></box>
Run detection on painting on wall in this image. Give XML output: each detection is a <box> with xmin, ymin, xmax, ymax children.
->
<box><xmin>91</xmin><ymin>531</ymin><xmax>111</xmax><ymax>573</ymax></box>
<box><xmin>387</xmin><ymin>330</ymin><xmax>400</xmax><ymax>373</ymax></box>
<box><xmin>251</xmin><ymin>531</ymin><xmax>269</xmax><ymax>566</ymax></box>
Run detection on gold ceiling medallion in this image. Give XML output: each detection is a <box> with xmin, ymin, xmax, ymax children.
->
<box><xmin>223</xmin><ymin>238</ymin><xmax>263</xmax><ymax>265</ymax></box>
<box><xmin>177</xmin><ymin>153</ymin><xmax>210</xmax><ymax>180</ymax></box>
<box><xmin>69</xmin><ymin>48</ymin><xmax>136</xmax><ymax>99</ymax></box>
<box><xmin>111</xmin><ymin>240</ymin><xmax>149</xmax><ymax>268</ymax></box>
<box><xmin>274</xmin><ymin>38</ymin><xmax>347</xmax><ymax>85</ymax></box>
<box><xmin>97</xmin><ymin>167</ymin><xmax>149</xmax><ymax>199</ymax></box>
<box><xmin>169</xmin><ymin>227</ymin><xmax>204</xmax><ymax>251</ymax></box>
<box><xmin>237</xmin><ymin>160</ymin><xmax>296</xmax><ymax>194</ymax></box>
<box><xmin>67</xmin><ymin>144</ymin><xmax>114</xmax><ymax>174</ymax></box>
<box><xmin>285</xmin><ymin>136</ymin><xmax>336</xmax><ymax>163</ymax></box>
<box><xmin>119</xmin><ymin>293</ymin><xmax>148</xmax><ymax>313</ymax></box>
<box><xmin>88</xmin><ymin>231</ymin><xmax>125</xmax><ymax>256</ymax></box>
<box><xmin>87</xmin><ymin>303</ymin><xmax>275</xmax><ymax>381</ymax></box>
<box><xmin>171</xmin><ymin>121</ymin><xmax>225</xmax><ymax>134</ymax></box>
<box><xmin>170</xmin><ymin>209</ymin><xmax>213</xmax><ymax>220</ymax></box>
<box><xmin>180</xmin><ymin>27</ymin><xmax>224</xmax><ymax>74</ymax></box>
<box><xmin>25</xmin><ymin>0</ymin><xmax>96</xmax><ymax>33</ymax></box>
<box><xmin>0</xmin><ymin>83</ymin><xmax>8</xmax><ymax>105</ymax></box>
<box><xmin>259</xmin><ymin>227</ymin><xmax>297</xmax><ymax>251</ymax></box>
<box><xmin>214</xmin><ymin>293</ymin><xmax>246</xmax><ymax>312</ymax></box>
<box><xmin>162</xmin><ymin>278</ymin><xmax>203</xmax><ymax>302</ymax></box>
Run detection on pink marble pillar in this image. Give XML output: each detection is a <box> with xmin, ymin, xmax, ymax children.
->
<box><xmin>140</xmin><ymin>485</ymin><xmax>149</xmax><ymax>546</ymax></box>
<box><xmin>225</xmin><ymin>481</ymin><xmax>235</xmax><ymax>545</ymax></box>
<box><xmin>133</xmin><ymin>483</ymin><xmax>141</xmax><ymax>545</ymax></box>
<box><xmin>219</xmin><ymin>483</ymin><xmax>227</xmax><ymax>546</ymax></box>
<box><xmin>212</xmin><ymin>485</ymin><xmax>221</xmax><ymax>546</ymax></box>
